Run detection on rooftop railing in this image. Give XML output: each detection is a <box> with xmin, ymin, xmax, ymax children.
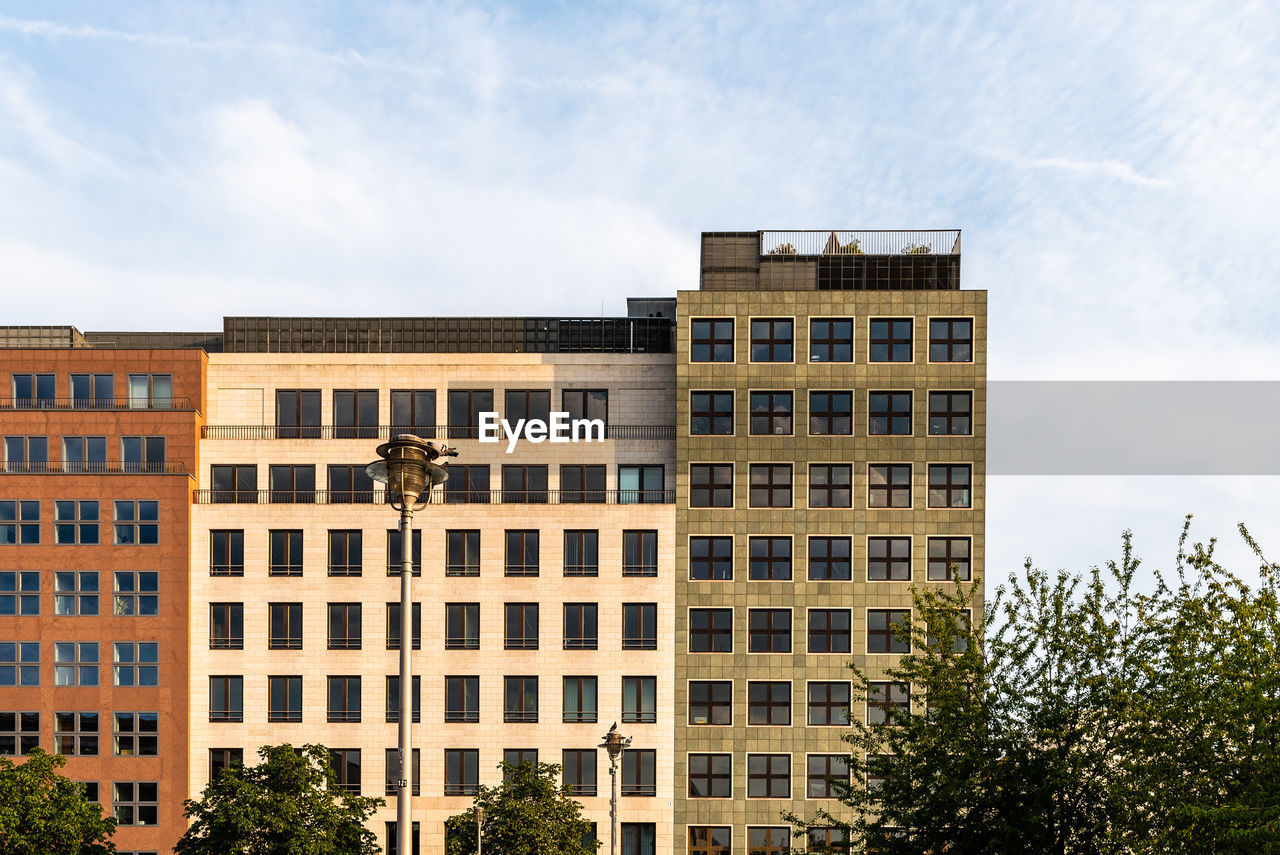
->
<box><xmin>0</xmin><ymin>397</ymin><xmax>195</xmax><ymax>411</ymax></box>
<box><xmin>200</xmin><ymin>424</ymin><xmax>675</xmax><ymax>440</ymax></box>
<box><xmin>760</xmin><ymin>230</ymin><xmax>961</xmax><ymax>256</ymax></box>
<box><xmin>0</xmin><ymin>461</ymin><xmax>187</xmax><ymax>475</ymax></box>
<box><xmin>192</xmin><ymin>488</ymin><xmax>676</xmax><ymax>505</ymax></box>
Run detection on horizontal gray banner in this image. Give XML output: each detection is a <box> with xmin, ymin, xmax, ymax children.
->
<box><xmin>989</xmin><ymin>382</ymin><xmax>1280</xmax><ymax>475</ymax></box>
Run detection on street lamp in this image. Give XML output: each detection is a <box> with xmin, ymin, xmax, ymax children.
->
<box><xmin>601</xmin><ymin>723</ymin><xmax>631</xmax><ymax>855</ymax></box>
<box><xmin>474</xmin><ymin>805</ymin><xmax>484</xmax><ymax>855</ymax></box>
<box><xmin>367</xmin><ymin>435</ymin><xmax>455</xmax><ymax>855</ymax></box>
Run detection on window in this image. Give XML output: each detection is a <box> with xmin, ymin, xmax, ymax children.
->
<box><xmin>561</xmin><ymin>465</ymin><xmax>606</xmax><ymax>503</ymax></box>
<box><xmin>0</xmin><ymin>712</ymin><xmax>39</xmax><ymax>755</ymax></box>
<box><xmin>868</xmin><ymin>391</ymin><xmax>913</xmax><ymax>436</ymax></box>
<box><xmin>504</xmin><ymin>603</ymin><xmax>539</xmax><ymax>650</ymax></box>
<box><xmin>689</xmin><ymin>681</ymin><xmax>732</xmax><ymax>725</ymax></box>
<box><xmin>113</xmin><ymin>643</ymin><xmax>157</xmax><ymax>687</ymax></box>
<box><xmin>690</xmin><ymin>464</ymin><xmax>733</xmax><ymax>508</ymax></box>
<box><xmin>269</xmin><ymin>465</ymin><xmax>315</xmax><ymax>504</ymax></box>
<box><xmin>210</xmin><ymin>748</ymin><xmax>243</xmax><ymax>780</ymax></box>
<box><xmin>328</xmin><ymin>603</ymin><xmax>362</xmax><ymax>650</ymax></box>
<box><xmin>382</xmin><ymin>673</ymin><xmax>426</xmax><ymax>725</ymax></box>
<box><xmin>11</xmin><ymin>372</ymin><xmax>55</xmax><ymax>406</ymax></box>
<box><xmin>808</xmin><ymin>682</ymin><xmax>851</xmax><ymax>726</ymax></box>
<box><xmin>386</xmin><ymin>822</ymin><xmax>422</xmax><ymax>855</ymax></box>
<box><xmin>328</xmin><ymin>465</ymin><xmax>374</xmax><ymax>504</ymax></box>
<box><xmin>563</xmin><ymin>603</ymin><xmax>598</xmax><ymax>650</ymax></box>
<box><xmin>385</xmin><ymin>748</ymin><xmax>421</xmax><ymax>796</ymax></box>
<box><xmin>929</xmin><ymin>391</ymin><xmax>972</xmax><ymax>435</ymax></box>
<box><xmin>113</xmin><ymin>572</ymin><xmax>158</xmax><ymax>616</ymax></box>
<box><xmin>868</xmin><ymin>464</ymin><xmax>912</xmax><ymax>508</ymax></box>
<box><xmin>689</xmin><ymin>536</ymin><xmax>731</xmax><ymax>580</ymax></box>
<box><xmin>749</xmin><ymin>391</ymin><xmax>792</xmax><ymax>435</ymax></box>
<box><xmin>0</xmin><ymin>499</ymin><xmax>40</xmax><ymax>544</ymax></box>
<box><xmin>748</xmin><ymin>681</ymin><xmax>791</xmax><ymax>725</ymax></box>
<box><xmin>386</xmin><ymin>602</ymin><xmax>422</xmax><ymax>650</ymax></box>
<box><xmin>445</xmin><ymin>603</ymin><xmax>480</xmax><ymax>650</ymax></box>
<box><xmin>810</xmin><ymin>317</ymin><xmax>854</xmax><ymax>362</ymax></box>
<box><xmin>329</xmin><ymin>748</ymin><xmax>362</xmax><ymax>793</ymax></box>
<box><xmin>619</xmin><ymin>464</ymin><xmax>665</xmax><ymax>503</ymax></box>
<box><xmin>808</xmin><ymin>828</ymin><xmax>849</xmax><ymax>853</ymax></box>
<box><xmin>391</xmin><ymin>389</ymin><xmax>436</xmax><ymax>435</ymax></box>
<box><xmin>747</xmin><ymin>754</ymin><xmax>790</xmax><ymax>798</ymax></box>
<box><xmin>328</xmin><ymin>676</ymin><xmax>361</xmax><ymax>722</ymax></box>
<box><xmin>928</xmin><ymin>464</ymin><xmax>972</xmax><ymax>508</ymax></box>
<box><xmin>121</xmin><ymin>436</ymin><xmax>165</xmax><ymax>472</ymax></box>
<box><xmin>504</xmin><ymin>389</ymin><xmax>551</xmax><ymax>425</ymax></box>
<box><xmin>328</xmin><ymin>530</ymin><xmax>362</xmax><ymax>576</ymax></box>
<box><xmin>868</xmin><ymin>537</ymin><xmax>912</xmax><ymax>581</ymax></box>
<box><xmin>563</xmin><ymin>749</ymin><xmax>597</xmax><ymax>796</ymax></box>
<box><xmin>54</xmin><ymin>712</ymin><xmax>98</xmax><ymax>755</ymax></box>
<box><xmin>564</xmin><ymin>531</ymin><xmax>598</xmax><ymax>576</ymax></box>
<box><xmin>210</xmin><ymin>603</ymin><xmax>244</xmax><ymax>650</ymax></box>
<box><xmin>928</xmin><ymin>610</ymin><xmax>973</xmax><ymax>654</ymax></box>
<box><xmin>563</xmin><ymin>676</ymin><xmax>598</xmax><ymax>723</ymax></box>
<box><xmin>113</xmin><ymin>782</ymin><xmax>158</xmax><ymax>826</ymax></box>
<box><xmin>690</xmin><ymin>609</ymin><xmax>732</xmax><ymax>652</ymax></box>
<box><xmin>211</xmin><ymin>530</ymin><xmax>244</xmax><ymax>576</ymax></box>
<box><xmin>113</xmin><ymin>712</ymin><xmax>157</xmax><ymax>756</ymax></box>
<box><xmin>2</xmin><ymin>643</ymin><xmax>39</xmax><ymax>687</ymax></box>
<box><xmin>444</xmin><ymin>749</ymin><xmax>479</xmax><ymax>795</ymax></box>
<box><xmin>443</xmin><ymin>676</ymin><xmax>478</xmax><ymax>723</ymax></box>
<box><xmin>53</xmin><ymin>642</ymin><xmax>95</xmax><ymax>686</ymax></box>
<box><xmin>748</xmin><ymin>610</ymin><xmax>791</xmax><ymax>653</ymax></box>
<box><xmin>275</xmin><ymin>390</ymin><xmax>321</xmax><ymax>438</ymax></box>
<box><xmin>505</xmin><ymin>748</ymin><xmax>538</xmax><ymax>772</ymax></box>
<box><xmin>70</xmin><ymin>373</ymin><xmax>114</xmax><ymax>406</ymax></box>
<box><xmin>623</xmin><ymin>823</ymin><xmax>657</xmax><ymax>855</ymax></box>
<box><xmin>113</xmin><ymin>501</ymin><xmax>158</xmax><ymax>545</ymax></box>
<box><xmin>868</xmin><ymin>682</ymin><xmax>911</xmax><ymax>724</ymax></box>
<box><xmin>268</xmin><ymin>530</ymin><xmax>302</xmax><ymax>576</ymax></box>
<box><xmin>334</xmin><ymin>389</ymin><xmax>378</xmax><ymax>438</ymax></box>
<box><xmin>445</xmin><ymin>464</ymin><xmax>491</xmax><ymax>504</ymax></box>
<box><xmin>808</xmin><ymin>464</ymin><xmax>852</xmax><ymax>508</ymax></box>
<box><xmin>209</xmin><ymin>676</ymin><xmax>243</xmax><ymax>722</ymax></box>
<box><xmin>808</xmin><ymin>610</ymin><xmax>852</xmax><ymax>653</ymax></box>
<box><xmin>748</xmin><ymin>827</ymin><xmax>790</xmax><ymax>855</ymax></box>
<box><xmin>211</xmin><ymin>464</ymin><xmax>258</xmax><ymax>503</ymax></box>
<box><xmin>807</xmin><ymin>755</ymin><xmax>850</xmax><ymax>798</ymax></box>
<box><xmin>928</xmin><ymin>537</ymin><xmax>971</xmax><ymax>581</ymax></box>
<box><xmin>930</xmin><ymin>317</ymin><xmax>973</xmax><ymax>362</ymax></box>
<box><xmin>55</xmin><ymin>500</ymin><xmax>99</xmax><ymax>544</ymax></box>
<box><xmin>3</xmin><ymin>436</ymin><xmax>48</xmax><ymax>472</ymax></box>
<box><xmin>750</xmin><ymin>318</ymin><xmax>793</xmax><ymax>362</ymax></box>
<box><xmin>689</xmin><ymin>827</ymin><xmax>731</xmax><ymax>855</ymax></box>
<box><xmin>870</xmin><ymin>318</ymin><xmax>913</xmax><ymax>362</ymax></box>
<box><xmin>62</xmin><ymin>436</ymin><xmax>106</xmax><ymax>472</ymax></box>
<box><xmin>690</xmin><ymin>391</ymin><xmax>733</xmax><ymax>435</ymax></box>
<box><xmin>439</xmin><ymin>387</ymin><xmax>499</xmax><ymax>439</ymax></box>
<box><xmin>562</xmin><ymin>389</ymin><xmax>608</xmax><ymax>425</ymax></box>
<box><xmin>623</xmin><ymin>530</ymin><xmax>658</xmax><ymax>577</ymax></box>
<box><xmin>127</xmin><ymin>374</ymin><xmax>172</xmax><ymax>409</ymax></box>
<box><xmin>80</xmin><ymin>782</ymin><xmax>100</xmax><ymax>804</ymax></box>
<box><xmin>384</xmin><ymin>528</ymin><xmax>423</xmax><ymax>576</ymax></box>
<box><xmin>268</xmin><ymin>676</ymin><xmax>303</xmax><ymax>722</ymax></box>
<box><xmin>504</xmin><ymin>676</ymin><xmax>538</xmax><ymax>723</ymax></box>
<box><xmin>446</xmin><ymin>530</ymin><xmax>481</xmax><ymax>577</ymax></box>
<box><xmin>688</xmin><ymin>754</ymin><xmax>731</xmax><ymax>797</ymax></box>
<box><xmin>622</xmin><ymin>676</ymin><xmax>656</xmax><ymax>724</ymax></box>
<box><xmin>622</xmin><ymin>749</ymin><xmax>656</xmax><ymax>796</ymax></box>
<box><xmin>502</xmin><ymin>465</ymin><xmax>548</xmax><ymax>503</ymax></box>
<box><xmin>623</xmin><ymin>603</ymin><xmax>657</xmax><ymax>650</ymax></box>
<box><xmin>749</xmin><ymin>464</ymin><xmax>791</xmax><ymax>508</ymax></box>
<box><xmin>268</xmin><ymin>603</ymin><xmax>303</xmax><ymax>650</ymax></box>
<box><xmin>868</xmin><ymin>609</ymin><xmax>912</xmax><ymax>654</ymax></box>
<box><xmin>866</xmin><ymin>754</ymin><xmax>895</xmax><ymax>799</ymax></box>
<box><xmin>504</xmin><ymin>530</ymin><xmax>539</xmax><ymax>576</ymax></box>
<box><xmin>808</xmin><ymin>537</ymin><xmax>851</xmax><ymax>581</ymax></box>
<box><xmin>54</xmin><ymin>571</ymin><xmax>99</xmax><ymax>616</ymax></box>
<box><xmin>691</xmin><ymin>318</ymin><xmax>734</xmax><ymax>362</ymax></box>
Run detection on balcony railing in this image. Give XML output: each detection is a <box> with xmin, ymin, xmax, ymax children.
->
<box><xmin>0</xmin><ymin>461</ymin><xmax>187</xmax><ymax>475</ymax></box>
<box><xmin>192</xmin><ymin>488</ymin><xmax>676</xmax><ymax>505</ymax></box>
<box><xmin>760</xmin><ymin>229</ymin><xmax>961</xmax><ymax>256</ymax></box>
<box><xmin>0</xmin><ymin>397</ymin><xmax>194</xmax><ymax>411</ymax></box>
<box><xmin>200</xmin><ymin>424</ymin><xmax>675</xmax><ymax>440</ymax></box>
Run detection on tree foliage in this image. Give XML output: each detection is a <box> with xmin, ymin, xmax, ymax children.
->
<box><xmin>789</xmin><ymin>519</ymin><xmax>1280</xmax><ymax>854</ymax></box>
<box><xmin>0</xmin><ymin>748</ymin><xmax>117</xmax><ymax>855</ymax></box>
<box><xmin>444</xmin><ymin>761</ymin><xmax>598</xmax><ymax>855</ymax></box>
<box><xmin>174</xmin><ymin>743</ymin><xmax>383</xmax><ymax>855</ymax></box>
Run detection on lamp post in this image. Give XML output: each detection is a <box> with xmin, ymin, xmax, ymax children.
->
<box><xmin>474</xmin><ymin>804</ymin><xmax>484</xmax><ymax>855</ymax></box>
<box><xmin>601</xmin><ymin>724</ymin><xmax>631</xmax><ymax>855</ymax></box>
<box><xmin>366</xmin><ymin>435</ymin><xmax>455</xmax><ymax>855</ymax></box>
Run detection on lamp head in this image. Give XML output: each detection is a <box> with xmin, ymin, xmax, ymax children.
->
<box><xmin>601</xmin><ymin>727</ymin><xmax>631</xmax><ymax>761</ymax></box>
<box><xmin>366</xmin><ymin>434</ymin><xmax>454</xmax><ymax>509</ymax></box>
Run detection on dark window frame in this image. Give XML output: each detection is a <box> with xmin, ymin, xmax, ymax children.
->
<box><xmin>809</xmin><ymin>317</ymin><xmax>854</xmax><ymax>363</ymax></box>
<box><xmin>928</xmin><ymin>390</ymin><xmax>972</xmax><ymax>436</ymax></box>
<box><xmin>868</xmin><ymin>391</ymin><xmax>913</xmax><ymax>436</ymax></box>
<box><xmin>750</xmin><ymin>318</ymin><xmax>794</xmax><ymax>363</ymax></box>
<box><xmin>748</xmin><ymin>463</ymin><xmax>792</xmax><ymax>508</ymax></box>
<box><xmin>749</xmin><ymin>391</ymin><xmax>793</xmax><ymax>436</ymax></box>
<box><xmin>690</xmin><ymin>318</ymin><xmax>734</xmax><ymax>363</ymax></box>
<box><xmin>868</xmin><ymin>537</ymin><xmax>912</xmax><ymax>582</ymax></box>
<box><xmin>690</xmin><ymin>391</ymin><xmax>734</xmax><ymax>436</ymax></box>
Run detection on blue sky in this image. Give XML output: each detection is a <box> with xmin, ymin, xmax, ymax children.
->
<box><xmin>2</xmin><ymin>1</ymin><xmax>1279</xmax><ymax>584</ymax></box>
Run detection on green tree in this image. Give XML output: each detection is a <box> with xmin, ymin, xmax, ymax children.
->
<box><xmin>444</xmin><ymin>761</ymin><xmax>598</xmax><ymax>855</ymax></box>
<box><xmin>175</xmin><ymin>743</ymin><xmax>383</xmax><ymax>855</ymax></box>
<box><xmin>0</xmin><ymin>747</ymin><xmax>117</xmax><ymax>855</ymax></box>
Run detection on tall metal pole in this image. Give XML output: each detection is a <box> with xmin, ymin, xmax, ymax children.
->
<box><xmin>397</xmin><ymin>502</ymin><xmax>414</xmax><ymax>855</ymax></box>
<box><xmin>609</xmin><ymin>751</ymin><xmax>619</xmax><ymax>855</ymax></box>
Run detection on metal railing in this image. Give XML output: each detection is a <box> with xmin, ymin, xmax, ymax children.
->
<box><xmin>0</xmin><ymin>461</ymin><xmax>187</xmax><ymax>475</ymax></box>
<box><xmin>0</xmin><ymin>397</ymin><xmax>194</xmax><ymax>411</ymax></box>
<box><xmin>760</xmin><ymin>230</ymin><xmax>961</xmax><ymax>256</ymax></box>
<box><xmin>200</xmin><ymin>424</ymin><xmax>675</xmax><ymax>440</ymax></box>
<box><xmin>192</xmin><ymin>488</ymin><xmax>676</xmax><ymax>505</ymax></box>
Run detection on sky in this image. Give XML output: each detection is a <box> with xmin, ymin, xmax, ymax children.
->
<box><xmin>2</xmin><ymin>1</ymin><xmax>1279</xmax><ymax>590</ymax></box>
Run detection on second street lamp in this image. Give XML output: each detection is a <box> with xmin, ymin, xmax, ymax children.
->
<box><xmin>367</xmin><ymin>435</ymin><xmax>455</xmax><ymax>855</ymax></box>
<box><xmin>601</xmin><ymin>723</ymin><xmax>632</xmax><ymax>855</ymax></box>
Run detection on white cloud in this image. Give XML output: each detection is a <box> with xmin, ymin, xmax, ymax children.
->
<box><xmin>1024</xmin><ymin>157</ymin><xmax>1171</xmax><ymax>187</ymax></box>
